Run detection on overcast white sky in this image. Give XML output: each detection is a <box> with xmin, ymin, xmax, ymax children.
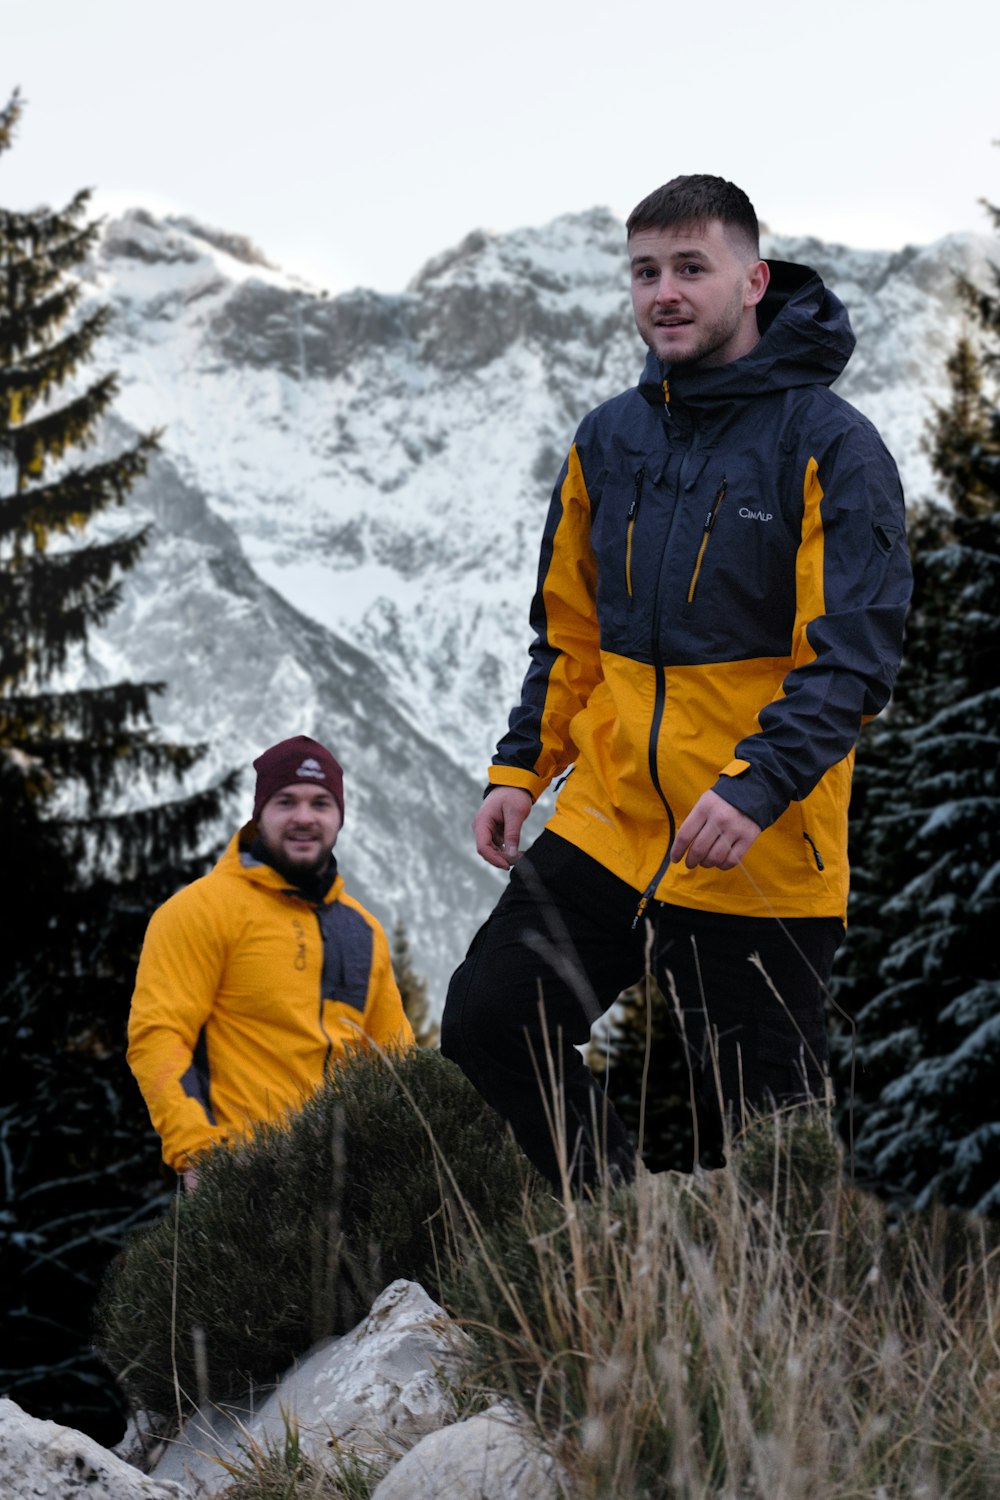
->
<box><xmin>2</xmin><ymin>0</ymin><xmax>997</xmax><ymax>295</ymax></box>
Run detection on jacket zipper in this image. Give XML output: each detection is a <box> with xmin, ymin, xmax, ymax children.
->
<box><xmin>686</xmin><ymin>478</ymin><xmax>728</xmax><ymax>603</ymax></box>
<box><xmin>632</xmin><ymin>452</ymin><xmax>694</xmax><ymax>929</ymax></box>
<box><xmin>625</xmin><ymin>467</ymin><xmax>645</xmax><ymax>599</ymax></box>
<box><xmin>633</xmin><ymin>659</ymin><xmax>675</xmax><ymax>928</ymax></box>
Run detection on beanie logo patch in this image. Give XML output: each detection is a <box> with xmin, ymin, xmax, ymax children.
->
<box><xmin>297</xmin><ymin>758</ymin><xmax>326</xmax><ymax>781</ymax></box>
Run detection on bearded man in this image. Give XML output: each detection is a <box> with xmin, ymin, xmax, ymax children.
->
<box><xmin>128</xmin><ymin>735</ymin><xmax>413</xmax><ymax>1185</ymax></box>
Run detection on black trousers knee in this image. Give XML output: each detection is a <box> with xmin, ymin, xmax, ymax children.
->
<box><xmin>441</xmin><ymin>831</ymin><xmax>842</xmax><ymax>1188</ymax></box>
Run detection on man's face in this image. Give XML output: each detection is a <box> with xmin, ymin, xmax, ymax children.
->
<box><xmin>628</xmin><ymin>219</ymin><xmax>769</xmax><ymax>369</ymax></box>
<box><xmin>256</xmin><ymin>783</ymin><xmax>342</xmax><ymax>878</ymax></box>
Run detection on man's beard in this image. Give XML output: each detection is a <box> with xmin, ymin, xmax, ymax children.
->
<box><xmin>258</xmin><ymin>836</ymin><xmax>333</xmax><ymax>885</ymax></box>
<box><xmin>647</xmin><ymin>282</ymin><xmax>748</xmax><ymax>370</ymax></box>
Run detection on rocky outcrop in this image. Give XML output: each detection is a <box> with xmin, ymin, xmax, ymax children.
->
<box><xmin>146</xmin><ymin>1279</ymin><xmax>484</xmax><ymax>1496</ymax></box>
<box><xmin>0</xmin><ymin>1399</ymin><xmax>187</xmax><ymax>1500</ymax></box>
<box><xmin>371</xmin><ymin>1405</ymin><xmax>568</xmax><ymax>1500</ymax></box>
<box><xmin>7</xmin><ymin>1279</ymin><xmax>567</xmax><ymax>1498</ymax></box>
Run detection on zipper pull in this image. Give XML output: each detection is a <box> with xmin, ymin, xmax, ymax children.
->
<box><xmin>701</xmin><ymin>478</ymin><xmax>729</xmax><ymax>532</ymax></box>
<box><xmin>803</xmin><ymin>832</ymin><xmax>825</xmax><ymax>871</ymax></box>
<box><xmin>711</xmin><ymin>478</ymin><xmax>728</xmax><ymax>522</ymax></box>
<box><xmin>628</xmin><ymin>467</ymin><xmax>645</xmax><ymax>519</ymax></box>
<box><xmin>632</xmin><ymin>877</ymin><xmax>658</xmax><ymax>930</ymax></box>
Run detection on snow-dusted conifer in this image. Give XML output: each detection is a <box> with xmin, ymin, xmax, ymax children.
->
<box><xmin>833</xmin><ymin>189</ymin><xmax>1000</xmax><ymax>1217</ymax></box>
<box><xmin>0</xmin><ymin>92</ymin><xmax>233</xmax><ymax>1440</ymax></box>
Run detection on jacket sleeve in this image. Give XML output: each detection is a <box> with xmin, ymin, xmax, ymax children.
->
<box><xmin>127</xmin><ymin>886</ymin><xmax>231</xmax><ymax>1172</ymax></box>
<box><xmin>488</xmin><ymin>442</ymin><xmax>603</xmax><ymax>798</ymax></box>
<box><xmin>713</xmin><ymin>429</ymin><xmax>912</xmax><ymax>829</ymax></box>
<box><xmin>363</xmin><ymin>920</ymin><xmax>415</xmax><ymax>1051</ymax></box>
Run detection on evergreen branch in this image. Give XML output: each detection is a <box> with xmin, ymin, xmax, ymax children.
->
<box><xmin>0</xmin><ymin>373</ymin><xmax>119</xmax><ymax>477</ymax></box>
<box><xmin>0</xmin><ymin>432</ymin><xmax>160</xmax><ymax>551</ymax></box>
<box><xmin>0</xmin><ymin>197</ymin><xmax>99</xmax><ymax>295</ymax></box>
<box><xmin>0</xmin><ymin>681</ymin><xmax>164</xmax><ymax>742</ymax></box>
<box><xmin>52</xmin><ymin>772</ymin><xmax>239</xmax><ymax>867</ymax></box>
<box><xmin>0</xmin><ymin>530</ymin><xmax>151</xmax><ymax>686</ymax></box>
<box><xmin>0</xmin><ymin>213</ymin><xmax>101</xmax><ymax>279</ymax></box>
<box><xmin>0</xmin><ymin>284</ymin><xmax>83</xmax><ymax>362</ymax></box>
<box><xmin>0</xmin><ymin>258</ymin><xmax>78</xmax><ymax>318</ymax></box>
<box><xmin>15</xmin><ymin>734</ymin><xmax>203</xmax><ymax>799</ymax></box>
<box><xmin>0</xmin><ymin>306</ymin><xmax>114</xmax><ymax>423</ymax></box>
<box><xmin>0</xmin><ymin>90</ymin><xmax>22</xmax><ymax>156</ymax></box>
<box><xmin>0</xmin><ymin>189</ymin><xmax>94</xmax><ymax>245</ymax></box>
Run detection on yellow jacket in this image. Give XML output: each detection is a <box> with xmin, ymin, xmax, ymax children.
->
<box><xmin>128</xmin><ymin>829</ymin><xmax>414</xmax><ymax>1170</ymax></box>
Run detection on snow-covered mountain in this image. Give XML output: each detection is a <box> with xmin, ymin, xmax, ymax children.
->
<box><xmin>77</xmin><ymin>206</ymin><xmax>995</xmax><ymax>1001</ymax></box>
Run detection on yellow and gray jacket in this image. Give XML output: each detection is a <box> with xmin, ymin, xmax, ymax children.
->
<box><xmin>127</xmin><ymin>828</ymin><xmax>414</xmax><ymax>1171</ymax></box>
<box><xmin>489</xmin><ymin>260</ymin><xmax>912</xmax><ymax>921</ymax></box>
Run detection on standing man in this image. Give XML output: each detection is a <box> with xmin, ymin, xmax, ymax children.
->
<box><xmin>128</xmin><ymin>735</ymin><xmax>414</xmax><ymax>1185</ymax></box>
<box><xmin>441</xmin><ymin>175</ymin><xmax>912</xmax><ymax>1188</ymax></box>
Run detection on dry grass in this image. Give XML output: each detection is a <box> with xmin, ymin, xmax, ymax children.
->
<box><xmin>445</xmin><ymin>1111</ymin><xmax>1000</xmax><ymax>1499</ymax></box>
<box><xmin>215</xmin><ymin>1409</ymin><xmax>387</xmax><ymax>1499</ymax></box>
<box><xmin>101</xmin><ymin>1049</ymin><xmax>1000</xmax><ymax>1499</ymax></box>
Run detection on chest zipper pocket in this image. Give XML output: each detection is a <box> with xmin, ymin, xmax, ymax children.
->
<box><xmin>686</xmin><ymin>478</ymin><xmax>728</xmax><ymax>603</ymax></box>
<box><xmin>625</xmin><ymin>468</ymin><xmax>645</xmax><ymax>599</ymax></box>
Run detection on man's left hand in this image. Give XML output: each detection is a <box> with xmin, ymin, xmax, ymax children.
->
<box><xmin>670</xmin><ymin>789</ymin><xmax>761</xmax><ymax>871</ymax></box>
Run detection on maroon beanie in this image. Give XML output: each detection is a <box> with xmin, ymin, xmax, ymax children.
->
<box><xmin>252</xmin><ymin>736</ymin><xmax>345</xmax><ymax>823</ymax></box>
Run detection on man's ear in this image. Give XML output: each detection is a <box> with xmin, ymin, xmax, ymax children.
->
<box><xmin>746</xmin><ymin>258</ymin><xmax>770</xmax><ymax>308</ymax></box>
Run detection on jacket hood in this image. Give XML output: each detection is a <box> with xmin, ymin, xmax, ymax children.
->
<box><xmin>638</xmin><ymin>260</ymin><xmax>855</xmax><ymax>408</ymax></box>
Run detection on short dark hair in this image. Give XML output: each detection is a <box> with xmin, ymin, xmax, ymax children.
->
<box><xmin>626</xmin><ymin>174</ymin><xmax>760</xmax><ymax>259</ymax></box>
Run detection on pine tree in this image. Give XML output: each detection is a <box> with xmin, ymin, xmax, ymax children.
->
<box><xmin>390</xmin><ymin>920</ymin><xmax>439</xmax><ymax>1048</ymax></box>
<box><xmin>832</xmin><ymin>193</ymin><xmax>1000</xmax><ymax>1216</ymax></box>
<box><xmin>0</xmin><ymin>92</ymin><xmax>235</xmax><ymax>1440</ymax></box>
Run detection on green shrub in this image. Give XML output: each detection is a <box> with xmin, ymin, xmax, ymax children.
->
<box><xmin>94</xmin><ymin>1048</ymin><xmax>536</xmax><ymax>1419</ymax></box>
<box><xmin>731</xmin><ymin>1108</ymin><xmax>842</xmax><ymax>1217</ymax></box>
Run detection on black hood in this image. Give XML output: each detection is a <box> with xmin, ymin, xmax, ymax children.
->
<box><xmin>638</xmin><ymin>260</ymin><xmax>856</xmax><ymax>409</ymax></box>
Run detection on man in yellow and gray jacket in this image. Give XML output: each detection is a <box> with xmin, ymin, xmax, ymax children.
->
<box><xmin>128</xmin><ymin>736</ymin><xmax>413</xmax><ymax>1184</ymax></box>
<box><xmin>441</xmin><ymin>174</ymin><xmax>913</xmax><ymax>1188</ymax></box>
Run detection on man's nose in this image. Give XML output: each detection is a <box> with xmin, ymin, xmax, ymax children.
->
<box><xmin>654</xmin><ymin>276</ymin><xmax>681</xmax><ymax>304</ymax></box>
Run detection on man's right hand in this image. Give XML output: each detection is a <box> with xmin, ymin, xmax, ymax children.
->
<box><xmin>474</xmin><ymin>787</ymin><xmax>533</xmax><ymax>870</ymax></box>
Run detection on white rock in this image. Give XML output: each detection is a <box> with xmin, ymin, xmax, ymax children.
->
<box><xmin>0</xmin><ymin>1398</ymin><xmax>189</xmax><ymax>1500</ymax></box>
<box><xmin>151</xmin><ymin>1279</ymin><xmax>473</xmax><ymax>1496</ymax></box>
<box><xmin>371</xmin><ymin>1405</ymin><xmax>568</xmax><ymax>1500</ymax></box>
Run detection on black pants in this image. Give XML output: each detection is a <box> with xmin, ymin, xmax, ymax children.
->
<box><xmin>441</xmin><ymin>831</ymin><xmax>842</xmax><ymax>1188</ymax></box>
